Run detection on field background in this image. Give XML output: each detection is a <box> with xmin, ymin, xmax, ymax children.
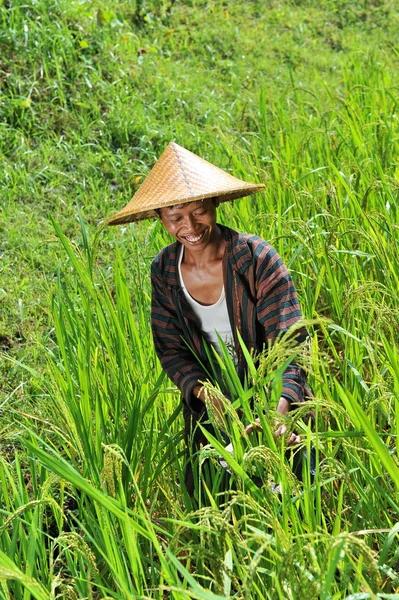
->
<box><xmin>1</xmin><ymin>0</ymin><xmax>399</xmax><ymax>598</ymax></box>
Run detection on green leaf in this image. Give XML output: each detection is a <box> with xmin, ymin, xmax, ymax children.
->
<box><xmin>336</xmin><ymin>383</ymin><xmax>399</xmax><ymax>490</ymax></box>
<box><xmin>0</xmin><ymin>551</ymin><xmax>48</xmax><ymax>600</ymax></box>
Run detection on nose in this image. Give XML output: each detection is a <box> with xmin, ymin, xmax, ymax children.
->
<box><xmin>182</xmin><ymin>214</ymin><xmax>197</xmax><ymax>231</ymax></box>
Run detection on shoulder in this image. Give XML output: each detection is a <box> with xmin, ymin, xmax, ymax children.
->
<box><xmin>151</xmin><ymin>241</ymin><xmax>178</xmax><ymax>272</ymax></box>
<box><xmin>223</xmin><ymin>226</ymin><xmax>279</xmax><ymax>273</ymax></box>
<box><xmin>151</xmin><ymin>241</ymin><xmax>181</xmax><ymax>292</ymax></box>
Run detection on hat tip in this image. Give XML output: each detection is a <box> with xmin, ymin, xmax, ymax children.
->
<box><xmin>168</xmin><ymin>140</ymin><xmax>178</xmax><ymax>149</ymax></box>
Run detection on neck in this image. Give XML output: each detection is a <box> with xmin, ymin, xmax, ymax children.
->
<box><xmin>183</xmin><ymin>225</ymin><xmax>225</xmax><ymax>267</ymax></box>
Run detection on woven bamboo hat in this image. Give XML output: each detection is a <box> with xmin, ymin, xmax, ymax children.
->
<box><xmin>105</xmin><ymin>142</ymin><xmax>265</xmax><ymax>225</ymax></box>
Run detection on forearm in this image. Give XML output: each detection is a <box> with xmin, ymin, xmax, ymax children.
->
<box><xmin>281</xmin><ymin>364</ymin><xmax>307</xmax><ymax>404</ymax></box>
<box><xmin>151</xmin><ymin>270</ymin><xmax>209</xmax><ymax>409</ymax></box>
<box><xmin>193</xmin><ymin>384</ymin><xmax>213</xmax><ymax>405</ymax></box>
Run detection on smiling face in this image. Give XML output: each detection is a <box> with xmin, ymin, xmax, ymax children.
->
<box><xmin>159</xmin><ymin>198</ymin><xmax>220</xmax><ymax>252</ymax></box>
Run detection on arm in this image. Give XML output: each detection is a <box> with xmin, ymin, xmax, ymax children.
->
<box><xmin>254</xmin><ymin>243</ymin><xmax>308</xmax><ymax>406</ymax></box>
<box><xmin>151</xmin><ymin>260</ymin><xmax>209</xmax><ymax>413</ymax></box>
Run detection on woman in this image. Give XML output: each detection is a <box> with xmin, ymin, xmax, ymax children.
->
<box><xmin>106</xmin><ymin>142</ymin><xmax>310</xmax><ymax>495</ymax></box>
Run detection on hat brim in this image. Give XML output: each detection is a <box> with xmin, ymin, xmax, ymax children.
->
<box><xmin>105</xmin><ymin>184</ymin><xmax>265</xmax><ymax>225</ymax></box>
<box><xmin>105</xmin><ymin>142</ymin><xmax>266</xmax><ymax>226</ymax></box>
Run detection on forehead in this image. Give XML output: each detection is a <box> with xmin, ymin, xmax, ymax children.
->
<box><xmin>161</xmin><ymin>199</ymin><xmax>208</xmax><ymax>216</ymax></box>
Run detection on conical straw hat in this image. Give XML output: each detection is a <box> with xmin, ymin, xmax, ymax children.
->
<box><xmin>105</xmin><ymin>142</ymin><xmax>265</xmax><ymax>225</ymax></box>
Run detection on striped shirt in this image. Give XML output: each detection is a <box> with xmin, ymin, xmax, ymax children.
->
<box><xmin>151</xmin><ymin>225</ymin><xmax>309</xmax><ymax>414</ymax></box>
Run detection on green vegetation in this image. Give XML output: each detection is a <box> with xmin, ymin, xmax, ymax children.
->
<box><xmin>1</xmin><ymin>0</ymin><xmax>399</xmax><ymax>597</ymax></box>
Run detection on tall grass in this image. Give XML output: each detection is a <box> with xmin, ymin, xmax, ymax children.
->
<box><xmin>1</xmin><ymin>194</ymin><xmax>398</xmax><ymax>596</ymax></box>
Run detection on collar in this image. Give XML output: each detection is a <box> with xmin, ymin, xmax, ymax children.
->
<box><xmin>158</xmin><ymin>225</ymin><xmax>253</xmax><ymax>289</ymax></box>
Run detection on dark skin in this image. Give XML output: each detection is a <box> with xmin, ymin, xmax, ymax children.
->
<box><xmin>159</xmin><ymin>198</ymin><xmax>225</xmax><ymax>305</ymax></box>
<box><xmin>159</xmin><ymin>198</ymin><xmax>299</xmax><ymax>445</ymax></box>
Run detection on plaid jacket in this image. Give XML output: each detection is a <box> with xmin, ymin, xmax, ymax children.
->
<box><xmin>151</xmin><ymin>225</ymin><xmax>308</xmax><ymax>415</ymax></box>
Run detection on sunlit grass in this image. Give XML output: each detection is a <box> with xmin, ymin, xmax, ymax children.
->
<box><xmin>1</xmin><ymin>202</ymin><xmax>398</xmax><ymax>596</ymax></box>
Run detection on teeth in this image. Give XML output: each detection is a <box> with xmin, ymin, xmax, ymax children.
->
<box><xmin>185</xmin><ymin>232</ymin><xmax>204</xmax><ymax>243</ymax></box>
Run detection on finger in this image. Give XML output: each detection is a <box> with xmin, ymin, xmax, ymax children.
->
<box><xmin>274</xmin><ymin>425</ymin><xmax>301</xmax><ymax>446</ymax></box>
<box><xmin>274</xmin><ymin>424</ymin><xmax>287</xmax><ymax>437</ymax></box>
<box><xmin>245</xmin><ymin>423</ymin><xmax>254</xmax><ymax>435</ymax></box>
<box><xmin>286</xmin><ymin>433</ymin><xmax>301</xmax><ymax>446</ymax></box>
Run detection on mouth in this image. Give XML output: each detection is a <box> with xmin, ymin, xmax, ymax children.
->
<box><xmin>182</xmin><ymin>231</ymin><xmax>205</xmax><ymax>244</ymax></box>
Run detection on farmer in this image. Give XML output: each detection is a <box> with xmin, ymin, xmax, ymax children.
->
<box><xmin>106</xmin><ymin>142</ymin><xmax>310</xmax><ymax>495</ymax></box>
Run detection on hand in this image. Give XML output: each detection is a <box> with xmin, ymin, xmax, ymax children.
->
<box><xmin>244</xmin><ymin>418</ymin><xmax>262</xmax><ymax>436</ymax></box>
<box><xmin>274</xmin><ymin>422</ymin><xmax>301</xmax><ymax>446</ymax></box>
<box><xmin>274</xmin><ymin>397</ymin><xmax>300</xmax><ymax>446</ymax></box>
<box><xmin>244</xmin><ymin>398</ymin><xmax>300</xmax><ymax>446</ymax></box>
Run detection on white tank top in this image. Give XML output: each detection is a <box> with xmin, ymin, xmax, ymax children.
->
<box><xmin>178</xmin><ymin>245</ymin><xmax>235</xmax><ymax>359</ymax></box>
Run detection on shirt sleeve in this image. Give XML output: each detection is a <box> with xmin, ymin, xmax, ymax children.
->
<box><xmin>254</xmin><ymin>243</ymin><xmax>308</xmax><ymax>404</ymax></box>
<box><xmin>151</xmin><ymin>259</ymin><xmax>209</xmax><ymax>412</ymax></box>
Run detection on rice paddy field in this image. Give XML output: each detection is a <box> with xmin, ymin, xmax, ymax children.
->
<box><xmin>1</xmin><ymin>0</ymin><xmax>399</xmax><ymax>598</ymax></box>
